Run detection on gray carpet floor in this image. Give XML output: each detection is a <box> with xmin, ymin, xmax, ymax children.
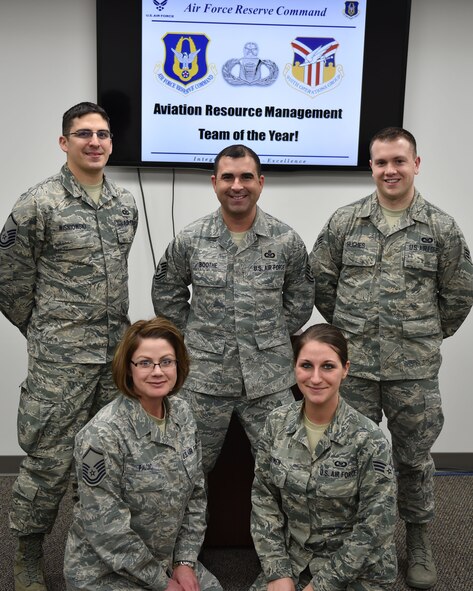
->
<box><xmin>0</xmin><ymin>474</ymin><xmax>472</xmax><ymax>590</ymax></box>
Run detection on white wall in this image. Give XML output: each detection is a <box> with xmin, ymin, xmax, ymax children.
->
<box><xmin>1</xmin><ymin>0</ymin><xmax>472</xmax><ymax>455</ymax></box>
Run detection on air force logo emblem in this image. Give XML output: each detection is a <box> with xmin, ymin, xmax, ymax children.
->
<box><xmin>153</xmin><ymin>33</ymin><xmax>217</xmax><ymax>96</ymax></box>
<box><xmin>0</xmin><ymin>214</ymin><xmax>18</xmax><ymax>250</ymax></box>
<box><xmin>82</xmin><ymin>447</ymin><xmax>106</xmax><ymax>487</ymax></box>
<box><xmin>153</xmin><ymin>0</ymin><xmax>168</xmax><ymax>11</ymax></box>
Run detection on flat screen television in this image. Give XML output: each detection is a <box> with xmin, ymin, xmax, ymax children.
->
<box><xmin>97</xmin><ymin>0</ymin><xmax>411</xmax><ymax>171</ymax></box>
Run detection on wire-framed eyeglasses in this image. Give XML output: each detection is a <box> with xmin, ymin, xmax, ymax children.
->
<box><xmin>130</xmin><ymin>359</ymin><xmax>177</xmax><ymax>371</ymax></box>
<box><xmin>65</xmin><ymin>129</ymin><xmax>113</xmax><ymax>140</ymax></box>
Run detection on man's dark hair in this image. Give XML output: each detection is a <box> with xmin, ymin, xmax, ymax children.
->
<box><xmin>213</xmin><ymin>144</ymin><xmax>262</xmax><ymax>177</ymax></box>
<box><xmin>62</xmin><ymin>102</ymin><xmax>111</xmax><ymax>136</ymax></box>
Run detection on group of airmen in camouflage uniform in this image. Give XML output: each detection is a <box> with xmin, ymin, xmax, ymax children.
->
<box><xmin>0</xmin><ymin>102</ymin><xmax>472</xmax><ymax>591</ymax></box>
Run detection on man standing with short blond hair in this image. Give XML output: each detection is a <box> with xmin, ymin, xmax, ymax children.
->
<box><xmin>310</xmin><ymin>127</ymin><xmax>473</xmax><ymax>589</ymax></box>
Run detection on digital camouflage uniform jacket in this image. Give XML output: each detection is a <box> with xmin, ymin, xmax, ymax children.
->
<box><xmin>0</xmin><ymin>164</ymin><xmax>137</xmax><ymax>363</ymax></box>
<box><xmin>251</xmin><ymin>398</ymin><xmax>397</xmax><ymax>591</ymax></box>
<box><xmin>64</xmin><ymin>395</ymin><xmax>206</xmax><ymax>591</ymax></box>
<box><xmin>310</xmin><ymin>191</ymin><xmax>473</xmax><ymax>381</ymax></box>
<box><xmin>152</xmin><ymin>207</ymin><xmax>314</xmax><ymax>399</ymax></box>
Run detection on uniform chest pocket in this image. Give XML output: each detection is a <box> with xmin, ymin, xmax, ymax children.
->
<box><xmin>123</xmin><ymin>464</ymin><xmax>169</xmax><ymax>494</ymax></box>
<box><xmin>315</xmin><ymin>476</ymin><xmax>358</xmax><ymax>527</ymax></box>
<box><xmin>250</xmin><ymin>252</ymin><xmax>286</xmax><ymax>289</ymax></box>
<box><xmin>116</xmin><ymin>221</ymin><xmax>135</xmax><ymax>245</ymax></box>
<box><xmin>191</xmin><ymin>254</ymin><xmax>227</xmax><ymax>287</ymax></box>
<box><xmin>342</xmin><ymin>239</ymin><xmax>379</xmax><ymax>267</ymax></box>
<box><xmin>50</xmin><ymin>225</ymin><xmax>94</xmax><ymax>250</ymax></box>
<box><xmin>403</xmin><ymin>240</ymin><xmax>438</xmax><ymax>272</ymax></box>
<box><xmin>270</xmin><ymin>457</ymin><xmax>310</xmax><ymax>497</ymax></box>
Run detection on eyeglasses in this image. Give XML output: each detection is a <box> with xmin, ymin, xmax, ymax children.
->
<box><xmin>130</xmin><ymin>359</ymin><xmax>177</xmax><ymax>371</ymax></box>
<box><xmin>65</xmin><ymin>129</ymin><xmax>113</xmax><ymax>140</ymax></box>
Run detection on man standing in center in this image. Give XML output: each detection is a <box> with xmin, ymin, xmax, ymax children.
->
<box><xmin>152</xmin><ymin>144</ymin><xmax>314</xmax><ymax>474</ymax></box>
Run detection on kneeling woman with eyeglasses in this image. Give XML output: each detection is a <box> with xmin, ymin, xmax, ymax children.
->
<box><xmin>250</xmin><ymin>324</ymin><xmax>397</xmax><ymax>591</ymax></box>
<box><xmin>64</xmin><ymin>317</ymin><xmax>222</xmax><ymax>591</ymax></box>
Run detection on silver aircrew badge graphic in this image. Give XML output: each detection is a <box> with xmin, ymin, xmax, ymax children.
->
<box><xmin>82</xmin><ymin>447</ymin><xmax>106</xmax><ymax>487</ymax></box>
<box><xmin>154</xmin><ymin>33</ymin><xmax>217</xmax><ymax>95</ymax></box>
<box><xmin>222</xmin><ymin>42</ymin><xmax>278</xmax><ymax>86</ymax></box>
<box><xmin>284</xmin><ymin>37</ymin><xmax>343</xmax><ymax>98</ymax></box>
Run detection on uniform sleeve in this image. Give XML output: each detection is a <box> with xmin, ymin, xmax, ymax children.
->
<box><xmin>311</xmin><ymin>430</ymin><xmax>397</xmax><ymax>591</ymax></box>
<box><xmin>0</xmin><ymin>195</ymin><xmax>42</xmax><ymax>336</ymax></box>
<box><xmin>74</xmin><ymin>425</ymin><xmax>170</xmax><ymax>591</ymax></box>
<box><xmin>251</xmin><ymin>418</ymin><xmax>294</xmax><ymax>582</ymax></box>
<box><xmin>282</xmin><ymin>233</ymin><xmax>314</xmax><ymax>334</ymax></box>
<box><xmin>173</xmin><ymin>433</ymin><xmax>207</xmax><ymax>562</ymax></box>
<box><xmin>152</xmin><ymin>235</ymin><xmax>191</xmax><ymax>332</ymax></box>
<box><xmin>309</xmin><ymin>215</ymin><xmax>344</xmax><ymax>323</ymax></box>
<box><xmin>437</xmin><ymin>221</ymin><xmax>473</xmax><ymax>338</ymax></box>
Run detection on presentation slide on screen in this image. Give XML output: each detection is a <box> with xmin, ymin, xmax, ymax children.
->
<box><xmin>142</xmin><ymin>0</ymin><xmax>367</xmax><ymax>166</ymax></box>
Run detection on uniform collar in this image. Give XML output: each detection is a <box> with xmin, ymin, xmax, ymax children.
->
<box><xmin>287</xmin><ymin>397</ymin><xmax>355</xmax><ymax>447</ymax></box>
<box><xmin>60</xmin><ymin>164</ymin><xmax>117</xmax><ymax>207</ymax></box>
<box><xmin>359</xmin><ymin>189</ymin><xmax>429</xmax><ymax>232</ymax></box>
<box><xmin>405</xmin><ymin>190</ymin><xmax>429</xmax><ymax>223</ymax></box>
<box><xmin>203</xmin><ymin>206</ymin><xmax>271</xmax><ymax>238</ymax></box>
<box><xmin>122</xmin><ymin>395</ymin><xmax>181</xmax><ymax>445</ymax></box>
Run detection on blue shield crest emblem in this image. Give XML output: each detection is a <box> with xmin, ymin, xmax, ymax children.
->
<box><xmin>163</xmin><ymin>33</ymin><xmax>209</xmax><ymax>85</ymax></box>
<box><xmin>344</xmin><ymin>1</ymin><xmax>360</xmax><ymax>18</ymax></box>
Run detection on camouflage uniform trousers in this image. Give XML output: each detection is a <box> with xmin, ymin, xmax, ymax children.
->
<box><xmin>10</xmin><ymin>357</ymin><xmax>119</xmax><ymax>535</ymax></box>
<box><xmin>181</xmin><ymin>387</ymin><xmax>294</xmax><ymax>474</ymax></box>
<box><xmin>65</xmin><ymin>561</ymin><xmax>223</xmax><ymax>591</ymax></box>
<box><xmin>250</xmin><ymin>569</ymin><xmax>391</xmax><ymax>591</ymax></box>
<box><xmin>341</xmin><ymin>375</ymin><xmax>444</xmax><ymax>523</ymax></box>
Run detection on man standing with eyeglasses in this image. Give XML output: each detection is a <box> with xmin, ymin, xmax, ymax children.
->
<box><xmin>0</xmin><ymin>101</ymin><xmax>138</xmax><ymax>591</ymax></box>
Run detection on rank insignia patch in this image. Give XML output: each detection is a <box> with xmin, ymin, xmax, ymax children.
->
<box><xmin>0</xmin><ymin>214</ymin><xmax>18</xmax><ymax>250</ymax></box>
<box><xmin>82</xmin><ymin>447</ymin><xmax>106</xmax><ymax>486</ymax></box>
<box><xmin>373</xmin><ymin>459</ymin><xmax>394</xmax><ymax>479</ymax></box>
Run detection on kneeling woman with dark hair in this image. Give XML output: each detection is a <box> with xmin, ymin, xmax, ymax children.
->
<box><xmin>250</xmin><ymin>323</ymin><xmax>397</xmax><ymax>591</ymax></box>
<box><xmin>64</xmin><ymin>317</ymin><xmax>222</xmax><ymax>591</ymax></box>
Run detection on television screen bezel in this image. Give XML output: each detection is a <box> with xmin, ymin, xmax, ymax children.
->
<box><xmin>96</xmin><ymin>0</ymin><xmax>411</xmax><ymax>172</ymax></box>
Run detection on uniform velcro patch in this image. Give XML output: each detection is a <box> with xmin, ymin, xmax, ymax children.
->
<box><xmin>373</xmin><ymin>459</ymin><xmax>394</xmax><ymax>478</ymax></box>
<box><xmin>82</xmin><ymin>447</ymin><xmax>106</xmax><ymax>486</ymax></box>
<box><xmin>305</xmin><ymin>263</ymin><xmax>314</xmax><ymax>283</ymax></box>
<box><xmin>0</xmin><ymin>214</ymin><xmax>18</xmax><ymax>250</ymax></box>
<box><xmin>154</xmin><ymin>261</ymin><xmax>168</xmax><ymax>282</ymax></box>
